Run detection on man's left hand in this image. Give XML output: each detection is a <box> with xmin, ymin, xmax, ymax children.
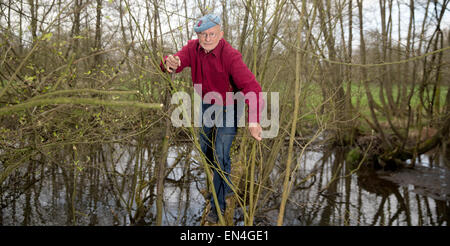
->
<box><xmin>249</xmin><ymin>123</ymin><xmax>262</xmax><ymax>141</ymax></box>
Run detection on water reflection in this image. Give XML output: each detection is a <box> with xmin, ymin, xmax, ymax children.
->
<box><xmin>283</xmin><ymin>147</ymin><xmax>449</xmax><ymax>226</ymax></box>
<box><xmin>0</xmin><ymin>142</ymin><xmax>448</xmax><ymax>226</ymax></box>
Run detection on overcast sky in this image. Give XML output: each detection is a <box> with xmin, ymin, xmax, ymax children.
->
<box><xmin>0</xmin><ymin>0</ymin><xmax>448</xmax><ymax>52</ymax></box>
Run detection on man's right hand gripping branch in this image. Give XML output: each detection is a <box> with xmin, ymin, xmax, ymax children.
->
<box><xmin>165</xmin><ymin>55</ymin><xmax>181</xmax><ymax>73</ymax></box>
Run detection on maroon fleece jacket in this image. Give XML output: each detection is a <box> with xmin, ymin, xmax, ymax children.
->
<box><xmin>160</xmin><ymin>38</ymin><xmax>264</xmax><ymax>123</ymax></box>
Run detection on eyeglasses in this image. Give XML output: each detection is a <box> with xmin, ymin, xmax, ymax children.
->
<box><xmin>198</xmin><ymin>32</ymin><xmax>217</xmax><ymax>39</ymax></box>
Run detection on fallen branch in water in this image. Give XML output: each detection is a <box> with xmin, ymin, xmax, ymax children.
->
<box><xmin>27</xmin><ymin>89</ymin><xmax>140</xmax><ymax>101</ymax></box>
<box><xmin>0</xmin><ymin>97</ymin><xmax>163</xmax><ymax>115</ymax></box>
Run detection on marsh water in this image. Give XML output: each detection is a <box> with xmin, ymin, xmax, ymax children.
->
<box><xmin>1</xmin><ymin>140</ymin><xmax>449</xmax><ymax>226</ymax></box>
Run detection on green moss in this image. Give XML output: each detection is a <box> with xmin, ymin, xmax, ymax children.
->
<box><xmin>346</xmin><ymin>148</ymin><xmax>362</xmax><ymax>167</ymax></box>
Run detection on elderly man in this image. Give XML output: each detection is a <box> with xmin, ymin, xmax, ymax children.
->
<box><xmin>161</xmin><ymin>13</ymin><xmax>263</xmax><ymax>224</ymax></box>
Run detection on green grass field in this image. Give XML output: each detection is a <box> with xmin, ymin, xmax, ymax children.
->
<box><xmin>265</xmin><ymin>79</ymin><xmax>447</xmax><ymax>134</ymax></box>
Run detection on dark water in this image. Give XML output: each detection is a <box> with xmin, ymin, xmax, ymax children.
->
<box><xmin>0</xmin><ymin>142</ymin><xmax>448</xmax><ymax>226</ymax></box>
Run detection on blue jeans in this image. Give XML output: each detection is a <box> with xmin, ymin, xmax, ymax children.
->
<box><xmin>199</xmin><ymin>103</ymin><xmax>240</xmax><ymax>212</ymax></box>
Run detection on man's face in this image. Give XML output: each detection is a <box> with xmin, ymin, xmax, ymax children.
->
<box><xmin>197</xmin><ymin>25</ymin><xmax>223</xmax><ymax>53</ymax></box>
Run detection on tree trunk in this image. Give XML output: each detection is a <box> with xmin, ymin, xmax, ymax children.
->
<box><xmin>277</xmin><ymin>0</ymin><xmax>305</xmax><ymax>226</ymax></box>
<box><xmin>317</xmin><ymin>0</ymin><xmax>346</xmax><ymax>144</ymax></box>
<box><xmin>238</xmin><ymin>0</ymin><xmax>251</xmax><ymax>54</ymax></box>
<box><xmin>28</xmin><ymin>0</ymin><xmax>38</xmax><ymax>44</ymax></box>
<box><xmin>72</xmin><ymin>0</ymin><xmax>82</xmax><ymax>54</ymax></box>
<box><xmin>357</xmin><ymin>0</ymin><xmax>391</xmax><ymax>148</ymax></box>
<box><xmin>94</xmin><ymin>0</ymin><xmax>103</xmax><ymax>65</ymax></box>
<box><xmin>156</xmin><ymin>80</ymin><xmax>172</xmax><ymax>226</ymax></box>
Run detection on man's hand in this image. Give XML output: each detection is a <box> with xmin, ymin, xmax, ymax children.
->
<box><xmin>165</xmin><ymin>55</ymin><xmax>181</xmax><ymax>73</ymax></box>
<box><xmin>249</xmin><ymin>123</ymin><xmax>262</xmax><ymax>141</ymax></box>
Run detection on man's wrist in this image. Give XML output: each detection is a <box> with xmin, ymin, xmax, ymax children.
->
<box><xmin>249</xmin><ymin>122</ymin><xmax>259</xmax><ymax>127</ymax></box>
